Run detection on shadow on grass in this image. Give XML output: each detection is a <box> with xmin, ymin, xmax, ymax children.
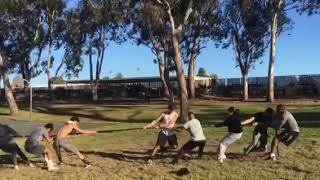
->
<box><xmin>82</xmin><ymin>150</ymin><xmax>177</xmax><ymax>162</ymax></box>
<box><xmin>25</xmin><ymin>105</ymin><xmax>152</xmax><ymax>123</ymax></box>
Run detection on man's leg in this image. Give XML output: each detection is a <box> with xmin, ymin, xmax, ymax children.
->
<box><xmin>197</xmin><ymin>141</ymin><xmax>206</xmax><ymax>159</ymax></box>
<box><xmin>270</xmin><ymin>136</ymin><xmax>280</xmax><ymax>161</ymax></box>
<box><xmin>258</xmin><ymin>132</ymin><xmax>268</xmax><ymax>151</ymax></box>
<box><xmin>43</xmin><ymin>147</ymin><xmax>58</xmax><ymax>171</ymax></box>
<box><xmin>244</xmin><ymin>131</ymin><xmax>261</xmax><ymax>156</ymax></box>
<box><xmin>53</xmin><ymin>140</ymin><xmax>63</xmax><ymax>164</ymax></box>
<box><xmin>60</xmin><ymin>139</ymin><xmax>92</xmax><ymax>167</ymax></box>
<box><xmin>218</xmin><ymin>133</ymin><xmax>242</xmax><ymax>163</ymax></box>
<box><xmin>15</xmin><ymin>145</ymin><xmax>34</xmax><ymax>167</ymax></box>
<box><xmin>173</xmin><ymin>141</ymin><xmax>197</xmax><ymax>164</ymax></box>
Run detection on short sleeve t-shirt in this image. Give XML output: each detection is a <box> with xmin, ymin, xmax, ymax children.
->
<box><xmin>184</xmin><ymin>119</ymin><xmax>206</xmax><ymax>141</ymax></box>
<box><xmin>27</xmin><ymin>127</ymin><xmax>46</xmax><ymax>146</ymax></box>
<box><xmin>253</xmin><ymin>112</ymin><xmax>269</xmax><ymax>133</ymax></box>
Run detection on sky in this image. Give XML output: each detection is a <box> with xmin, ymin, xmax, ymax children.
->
<box><xmin>18</xmin><ymin>10</ymin><xmax>320</xmax><ymax>87</ymax></box>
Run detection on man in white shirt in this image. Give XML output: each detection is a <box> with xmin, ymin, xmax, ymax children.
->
<box><xmin>172</xmin><ymin>112</ymin><xmax>206</xmax><ymax>164</ymax></box>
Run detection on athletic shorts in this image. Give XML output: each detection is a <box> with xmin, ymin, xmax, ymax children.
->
<box><xmin>55</xmin><ymin>138</ymin><xmax>79</xmax><ymax>154</ymax></box>
<box><xmin>156</xmin><ymin>131</ymin><xmax>178</xmax><ymax>147</ymax></box>
<box><xmin>25</xmin><ymin>143</ymin><xmax>45</xmax><ymax>157</ymax></box>
<box><xmin>278</xmin><ymin>130</ymin><xmax>299</xmax><ymax>146</ymax></box>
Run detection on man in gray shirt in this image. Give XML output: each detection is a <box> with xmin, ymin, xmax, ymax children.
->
<box><xmin>269</xmin><ymin>104</ymin><xmax>300</xmax><ymax>161</ymax></box>
<box><xmin>25</xmin><ymin>123</ymin><xmax>58</xmax><ymax>171</ymax></box>
<box><xmin>0</xmin><ymin>123</ymin><xmax>34</xmax><ymax>169</ymax></box>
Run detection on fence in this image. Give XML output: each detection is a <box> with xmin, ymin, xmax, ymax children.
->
<box><xmin>215</xmin><ymin>74</ymin><xmax>320</xmax><ymax>98</ymax></box>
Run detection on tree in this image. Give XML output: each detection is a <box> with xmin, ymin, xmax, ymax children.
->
<box><xmin>41</xmin><ymin>0</ymin><xmax>66</xmax><ymax>90</ymax></box>
<box><xmin>130</xmin><ymin>2</ymin><xmax>173</xmax><ymax>99</ymax></box>
<box><xmin>52</xmin><ymin>76</ymin><xmax>65</xmax><ymax>84</ymax></box>
<box><xmin>154</xmin><ymin>0</ymin><xmax>195</xmax><ymax>122</ymax></box>
<box><xmin>75</xmin><ymin>0</ymin><xmax>128</xmax><ymax>101</ymax></box>
<box><xmin>6</xmin><ymin>1</ymin><xmax>47</xmax><ymax>88</ymax></box>
<box><xmin>263</xmin><ymin>0</ymin><xmax>295</xmax><ymax>102</ymax></box>
<box><xmin>197</xmin><ymin>67</ymin><xmax>207</xmax><ymax>76</ymax></box>
<box><xmin>0</xmin><ymin>1</ymin><xmax>21</xmax><ymax>115</ymax></box>
<box><xmin>0</xmin><ymin>53</ymin><xmax>19</xmax><ymax>115</ymax></box>
<box><xmin>181</xmin><ymin>0</ymin><xmax>222</xmax><ymax>99</ymax></box>
<box><xmin>114</xmin><ymin>73</ymin><xmax>124</xmax><ymax>79</ymax></box>
<box><xmin>294</xmin><ymin>0</ymin><xmax>320</xmax><ymax>15</ymax></box>
<box><xmin>223</xmin><ymin>0</ymin><xmax>270</xmax><ymax>100</ymax></box>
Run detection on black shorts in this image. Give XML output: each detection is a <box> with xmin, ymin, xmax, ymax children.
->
<box><xmin>278</xmin><ymin>130</ymin><xmax>299</xmax><ymax>146</ymax></box>
<box><xmin>156</xmin><ymin>131</ymin><xmax>178</xmax><ymax>147</ymax></box>
<box><xmin>25</xmin><ymin>143</ymin><xmax>45</xmax><ymax>157</ymax></box>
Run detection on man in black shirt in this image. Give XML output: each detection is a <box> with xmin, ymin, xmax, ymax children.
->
<box><xmin>241</xmin><ymin>108</ymin><xmax>274</xmax><ymax>156</ymax></box>
<box><xmin>212</xmin><ymin>107</ymin><xmax>243</xmax><ymax>163</ymax></box>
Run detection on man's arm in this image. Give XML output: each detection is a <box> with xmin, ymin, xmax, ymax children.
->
<box><xmin>74</xmin><ymin>125</ymin><xmax>97</xmax><ymax>134</ymax></box>
<box><xmin>143</xmin><ymin>113</ymin><xmax>163</xmax><ymax>129</ymax></box>
<box><xmin>241</xmin><ymin>117</ymin><xmax>255</xmax><ymax>125</ymax></box>
<box><xmin>213</xmin><ymin>120</ymin><xmax>228</xmax><ymax>128</ymax></box>
<box><xmin>43</xmin><ymin>131</ymin><xmax>54</xmax><ymax>143</ymax></box>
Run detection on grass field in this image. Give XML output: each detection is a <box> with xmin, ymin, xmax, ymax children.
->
<box><xmin>0</xmin><ymin>103</ymin><xmax>319</xmax><ymax>180</ymax></box>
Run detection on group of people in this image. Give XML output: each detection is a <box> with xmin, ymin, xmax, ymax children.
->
<box><xmin>0</xmin><ymin>116</ymin><xmax>96</xmax><ymax>171</ymax></box>
<box><xmin>0</xmin><ymin>103</ymin><xmax>300</xmax><ymax>171</ymax></box>
<box><xmin>143</xmin><ymin>104</ymin><xmax>300</xmax><ymax>164</ymax></box>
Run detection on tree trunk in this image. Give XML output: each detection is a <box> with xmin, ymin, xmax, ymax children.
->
<box><xmin>188</xmin><ymin>54</ymin><xmax>196</xmax><ymax>99</ymax></box>
<box><xmin>164</xmin><ymin>41</ymin><xmax>174</xmax><ymax>103</ymax></box>
<box><xmin>172</xmin><ymin>33</ymin><xmax>189</xmax><ymax>122</ymax></box>
<box><xmin>92</xmin><ymin>85</ymin><xmax>98</xmax><ymax>101</ymax></box>
<box><xmin>267</xmin><ymin>0</ymin><xmax>282</xmax><ymax>102</ymax></box>
<box><xmin>242</xmin><ymin>73</ymin><xmax>248</xmax><ymax>101</ymax></box>
<box><xmin>47</xmin><ymin>40</ymin><xmax>52</xmax><ymax>90</ymax></box>
<box><xmin>0</xmin><ymin>50</ymin><xmax>19</xmax><ymax>115</ymax></box>
<box><xmin>88</xmin><ymin>35</ymin><xmax>95</xmax><ymax>100</ymax></box>
<box><xmin>187</xmin><ymin>36</ymin><xmax>200</xmax><ymax>99</ymax></box>
<box><xmin>154</xmin><ymin>42</ymin><xmax>170</xmax><ymax>98</ymax></box>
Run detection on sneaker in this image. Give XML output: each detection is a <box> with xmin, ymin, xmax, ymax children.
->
<box><xmin>14</xmin><ymin>165</ymin><xmax>19</xmax><ymax>170</ymax></box>
<box><xmin>146</xmin><ymin>159</ymin><xmax>153</xmax><ymax>165</ymax></box>
<box><xmin>28</xmin><ymin>163</ymin><xmax>35</xmax><ymax>167</ymax></box>
<box><xmin>84</xmin><ymin>163</ymin><xmax>92</xmax><ymax>168</ymax></box>
<box><xmin>57</xmin><ymin>161</ymin><xmax>64</xmax><ymax>165</ymax></box>
<box><xmin>218</xmin><ymin>155</ymin><xmax>226</xmax><ymax>163</ymax></box>
<box><xmin>48</xmin><ymin>165</ymin><xmax>59</xmax><ymax>171</ymax></box>
<box><xmin>270</xmin><ymin>153</ymin><xmax>276</xmax><ymax>161</ymax></box>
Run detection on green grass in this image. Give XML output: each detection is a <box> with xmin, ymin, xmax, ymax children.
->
<box><xmin>0</xmin><ymin>103</ymin><xmax>319</xmax><ymax>179</ymax></box>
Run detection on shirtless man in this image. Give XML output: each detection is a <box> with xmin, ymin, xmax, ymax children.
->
<box><xmin>53</xmin><ymin>116</ymin><xmax>96</xmax><ymax>168</ymax></box>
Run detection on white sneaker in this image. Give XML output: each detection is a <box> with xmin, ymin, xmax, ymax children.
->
<box><xmin>270</xmin><ymin>153</ymin><xmax>276</xmax><ymax>161</ymax></box>
<box><xmin>146</xmin><ymin>159</ymin><xmax>153</xmax><ymax>165</ymax></box>
<box><xmin>48</xmin><ymin>165</ymin><xmax>59</xmax><ymax>171</ymax></box>
<box><xmin>14</xmin><ymin>165</ymin><xmax>19</xmax><ymax>170</ymax></box>
<box><xmin>218</xmin><ymin>156</ymin><xmax>226</xmax><ymax>163</ymax></box>
<box><xmin>29</xmin><ymin>163</ymin><xmax>35</xmax><ymax>167</ymax></box>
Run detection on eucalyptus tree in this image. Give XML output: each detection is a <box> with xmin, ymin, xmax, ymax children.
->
<box><xmin>0</xmin><ymin>0</ymin><xmax>21</xmax><ymax>115</ymax></box>
<box><xmin>129</xmin><ymin>1</ymin><xmax>173</xmax><ymax>99</ymax></box>
<box><xmin>40</xmin><ymin>0</ymin><xmax>66</xmax><ymax>90</ymax></box>
<box><xmin>294</xmin><ymin>0</ymin><xmax>320</xmax><ymax>15</ymax></box>
<box><xmin>181</xmin><ymin>0</ymin><xmax>222</xmax><ymax>99</ymax></box>
<box><xmin>260</xmin><ymin>0</ymin><xmax>296</xmax><ymax>102</ymax></box>
<box><xmin>74</xmin><ymin>0</ymin><xmax>128</xmax><ymax>101</ymax></box>
<box><xmin>222</xmin><ymin>0</ymin><xmax>270</xmax><ymax>100</ymax></box>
